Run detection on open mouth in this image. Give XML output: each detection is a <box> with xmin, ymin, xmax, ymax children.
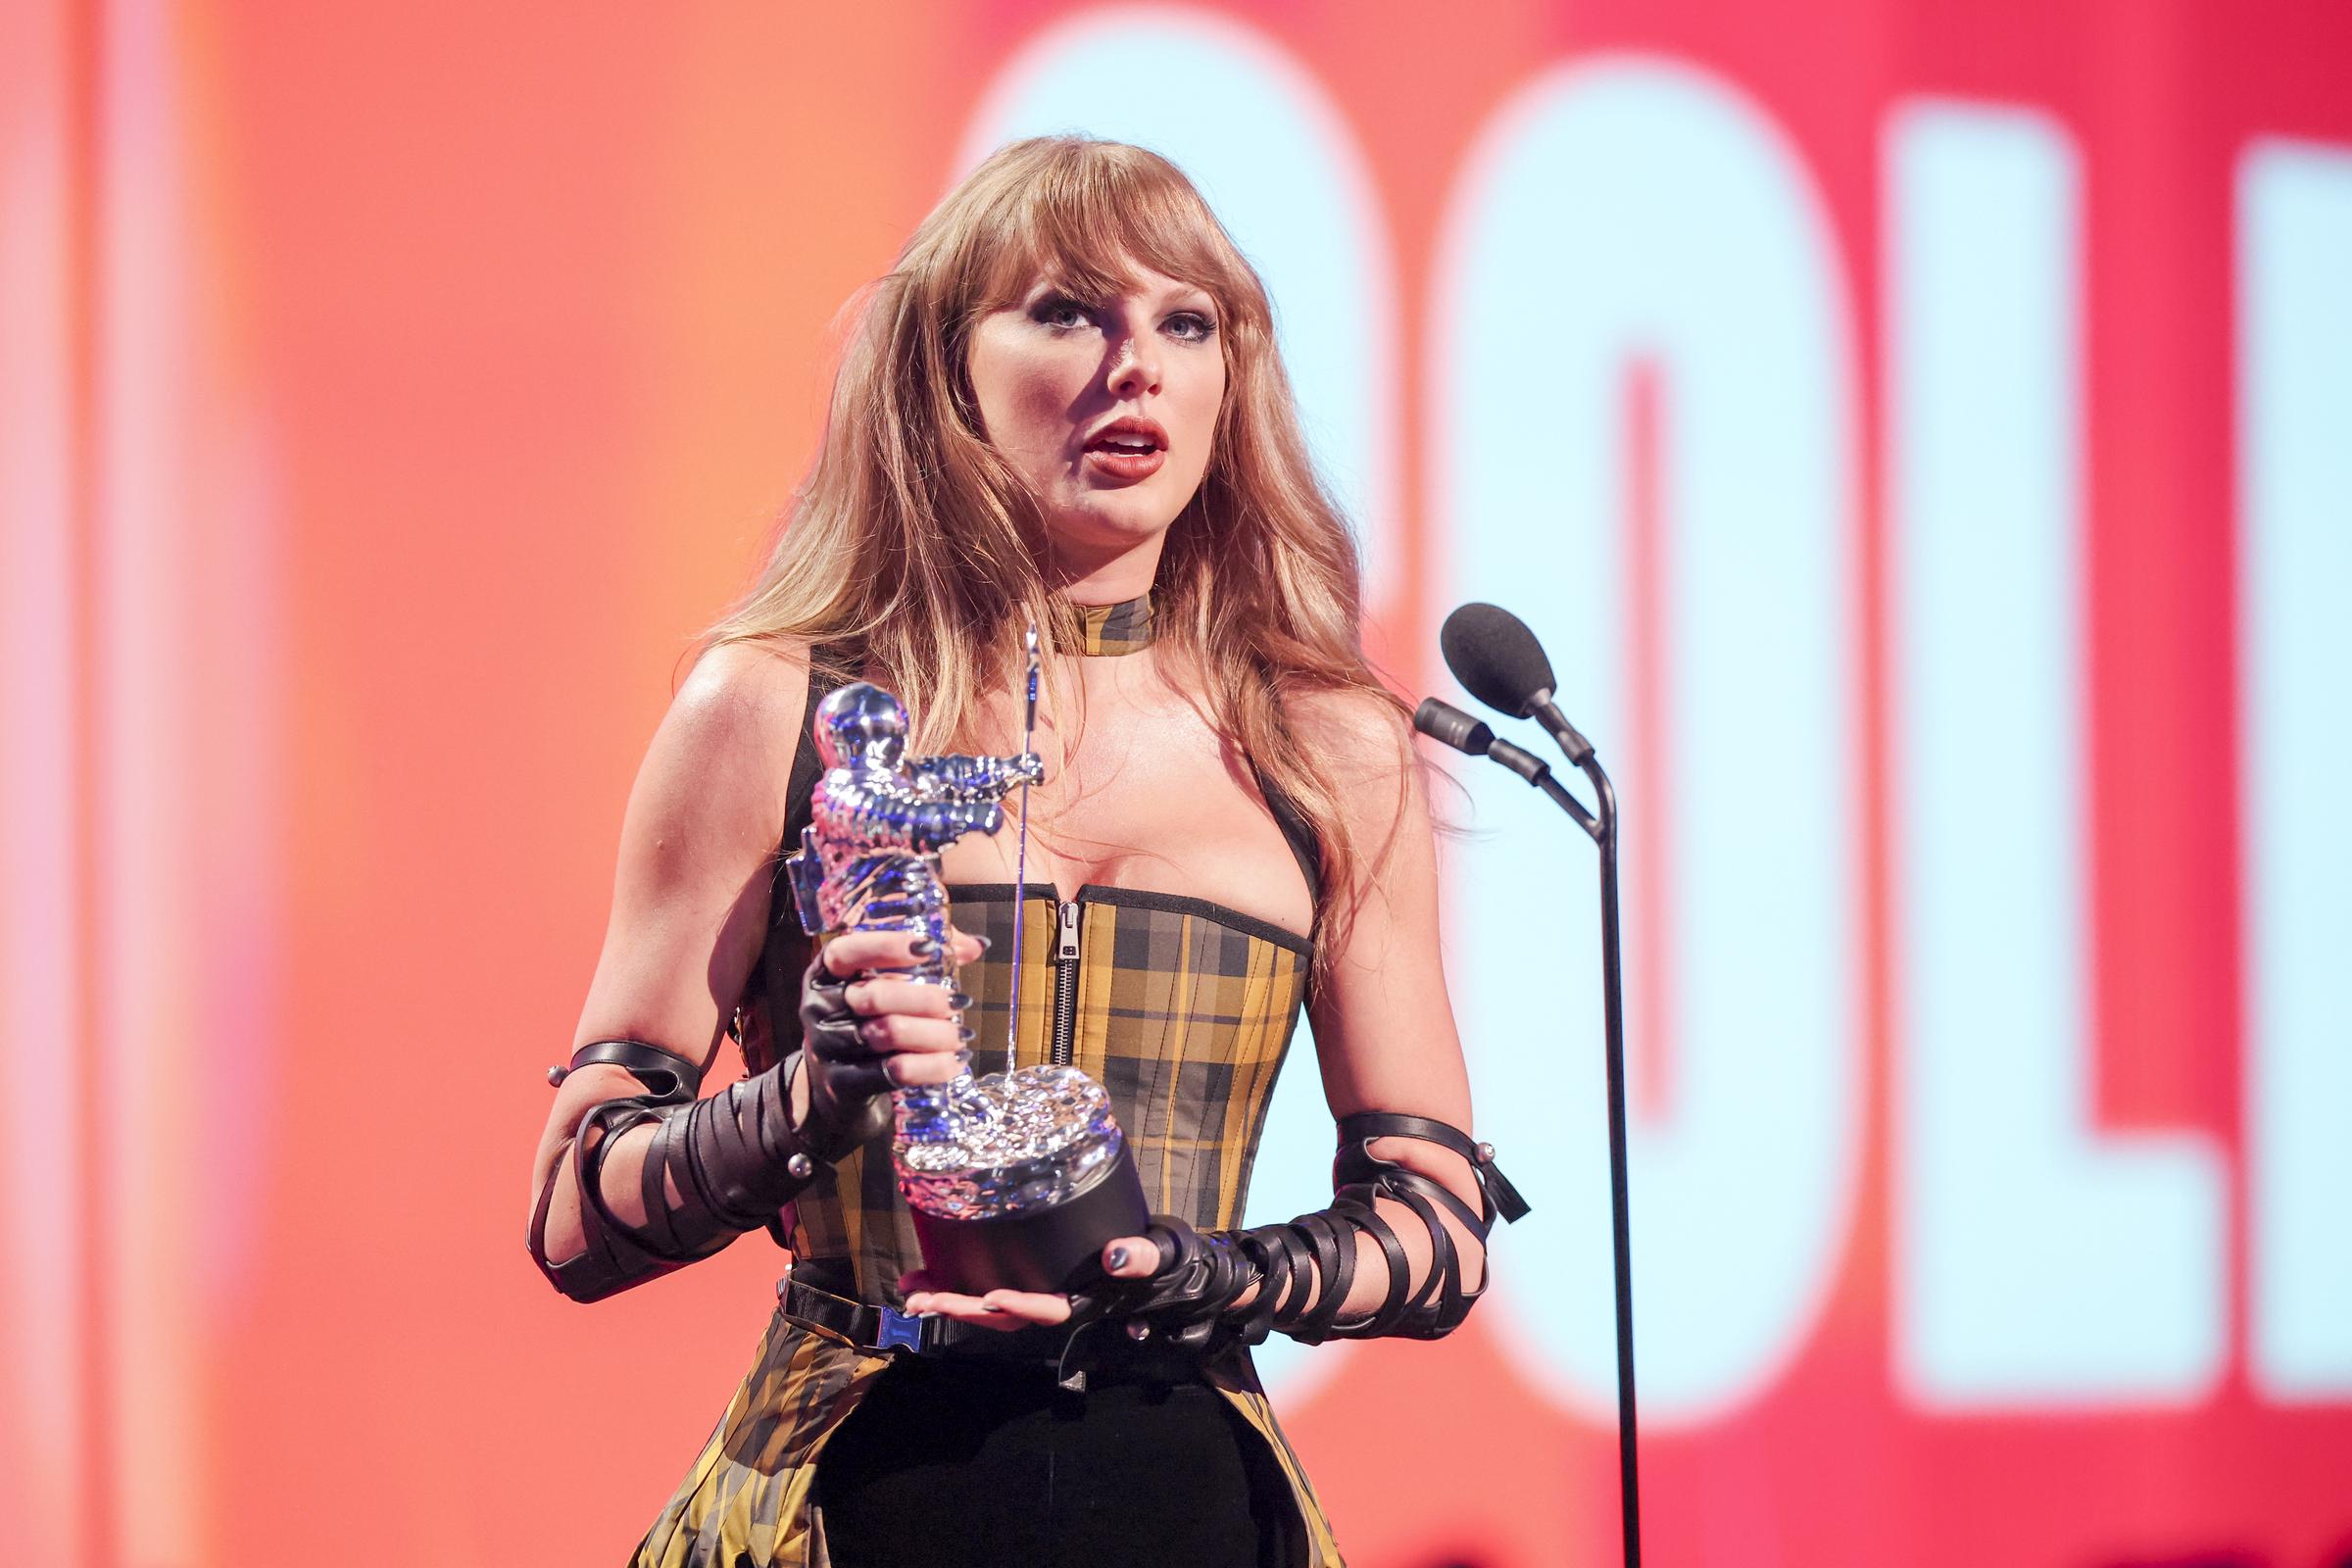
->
<box><xmin>1080</xmin><ymin>416</ymin><xmax>1170</xmax><ymax>484</ymax></box>
<box><xmin>1083</xmin><ymin>416</ymin><xmax>1169</xmax><ymax>458</ymax></box>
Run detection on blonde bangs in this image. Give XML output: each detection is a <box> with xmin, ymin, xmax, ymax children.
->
<box><xmin>964</xmin><ymin>144</ymin><xmax>1264</xmax><ymax>334</ymax></box>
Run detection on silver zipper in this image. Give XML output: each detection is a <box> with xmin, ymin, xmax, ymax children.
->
<box><xmin>1051</xmin><ymin>899</ymin><xmax>1080</xmax><ymax>1066</ymax></box>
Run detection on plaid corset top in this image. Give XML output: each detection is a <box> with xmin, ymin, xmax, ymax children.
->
<box><xmin>781</xmin><ymin>882</ymin><xmax>1315</xmax><ymax>1306</ymax></box>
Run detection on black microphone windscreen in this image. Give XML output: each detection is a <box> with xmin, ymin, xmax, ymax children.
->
<box><xmin>1440</xmin><ymin>602</ymin><xmax>1556</xmax><ymax>718</ymax></box>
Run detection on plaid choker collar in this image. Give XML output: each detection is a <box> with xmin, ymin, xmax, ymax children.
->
<box><xmin>1071</xmin><ymin>593</ymin><xmax>1153</xmax><ymax>657</ymax></box>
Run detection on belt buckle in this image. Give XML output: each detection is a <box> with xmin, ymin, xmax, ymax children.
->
<box><xmin>877</xmin><ymin>1304</ymin><xmax>925</xmax><ymax>1353</ymax></box>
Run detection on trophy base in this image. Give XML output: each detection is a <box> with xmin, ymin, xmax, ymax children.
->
<box><xmin>908</xmin><ymin>1138</ymin><xmax>1150</xmax><ymax>1295</ymax></box>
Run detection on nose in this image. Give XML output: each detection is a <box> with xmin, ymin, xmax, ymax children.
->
<box><xmin>1103</xmin><ymin>331</ymin><xmax>1162</xmax><ymax>401</ymax></box>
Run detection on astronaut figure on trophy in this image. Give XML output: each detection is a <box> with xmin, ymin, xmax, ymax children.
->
<box><xmin>784</xmin><ymin>679</ymin><xmax>1151</xmax><ymax>1296</ymax></box>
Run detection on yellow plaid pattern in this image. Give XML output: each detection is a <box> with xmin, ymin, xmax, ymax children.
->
<box><xmin>1072</xmin><ymin>595</ymin><xmax>1152</xmax><ymax>656</ymax></box>
<box><xmin>781</xmin><ymin>886</ymin><xmax>1312</xmax><ymax>1305</ymax></box>
<box><xmin>629</xmin><ymin>883</ymin><xmax>1342</xmax><ymax>1566</ymax></box>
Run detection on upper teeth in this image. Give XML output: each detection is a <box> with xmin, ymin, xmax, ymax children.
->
<box><xmin>1102</xmin><ymin>434</ymin><xmax>1152</xmax><ymax>450</ymax></box>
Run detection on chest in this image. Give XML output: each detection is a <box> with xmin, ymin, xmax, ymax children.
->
<box><xmin>932</xmin><ymin>653</ymin><xmax>1313</xmax><ymax>939</ymax></box>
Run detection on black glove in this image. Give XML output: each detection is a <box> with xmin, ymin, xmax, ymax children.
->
<box><xmin>793</xmin><ymin>947</ymin><xmax>897</xmax><ymax>1161</ymax></box>
<box><xmin>1085</xmin><ymin>1113</ymin><xmax>1531</xmax><ymax>1348</ymax></box>
<box><xmin>1085</xmin><ymin>1215</ymin><xmax>1274</xmax><ymax>1351</ymax></box>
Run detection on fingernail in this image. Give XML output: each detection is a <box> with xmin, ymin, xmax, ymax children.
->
<box><xmin>957</xmin><ymin>1026</ymin><xmax>976</xmax><ymax>1043</ymax></box>
<box><xmin>973</xmin><ymin>934</ymin><xmax>994</xmax><ymax>952</ymax></box>
<box><xmin>1106</xmin><ymin>1245</ymin><xmax>1129</xmax><ymax>1270</ymax></box>
<box><xmin>908</xmin><ymin>936</ymin><xmax>939</xmax><ymax>956</ymax></box>
<box><xmin>982</xmin><ymin>1302</ymin><xmax>1004</xmax><ymax>1314</ymax></box>
<box><xmin>950</xmin><ymin>990</ymin><xmax>974</xmax><ymax>1008</ymax></box>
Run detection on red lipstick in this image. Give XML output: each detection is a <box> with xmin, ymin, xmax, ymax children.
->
<box><xmin>1081</xmin><ymin>416</ymin><xmax>1168</xmax><ymax>483</ymax></box>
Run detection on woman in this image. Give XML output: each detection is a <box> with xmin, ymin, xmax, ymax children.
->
<box><xmin>526</xmin><ymin>136</ymin><xmax>1522</xmax><ymax>1568</ymax></box>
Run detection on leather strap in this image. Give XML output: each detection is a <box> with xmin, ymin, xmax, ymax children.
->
<box><xmin>555</xmin><ymin>1038</ymin><xmax>703</xmax><ymax>1102</ymax></box>
<box><xmin>530</xmin><ymin>1049</ymin><xmax>827</xmax><ymax>1302</ymax></box>
<box><xmin>1336</xmin><ymin>1109</ymin><xmax>1531</xmax><ymax>1226</ymax></box>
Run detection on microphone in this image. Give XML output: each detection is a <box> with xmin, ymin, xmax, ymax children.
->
<box><xmin>1429</xmin><ymin>600</ymin><xmax>1640</xmax><ymax>1568</ymax></box>
<box><xmin>1411</xmin><ymin>700</ymin><xmax>1599</xmax><ymax>841</ymax></box>
<box><xmin>1413</xmin><ymin>699</ymin><xmax>1556</xmax><ymax>790</ymax></box>
<box><xmin>1438</xmin><ymin>602</ymin><xmax>1597</xmax><ymax>767</ymax></box>
<box><xmin>1415</xmin><ymin>697</ymin><xmax>1597</xmax><ymax>838</ymax></box>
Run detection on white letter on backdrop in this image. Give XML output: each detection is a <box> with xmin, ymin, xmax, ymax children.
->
<box><xmin>1886</xmin><ymin>101</ymin><xmax>2226</xmax><ymax>1407</ymax></box>
<box><xmin>2239</xmin><ymin>136</ymin><xmax>2352</xmax><ymax>1402</ymax></box>
<box><xmin>1431</xmin><ymin>56</ymin><xmax>1861</xmax><ymax>1426</ymax></box>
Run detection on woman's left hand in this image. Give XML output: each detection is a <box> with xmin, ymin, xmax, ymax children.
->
<box><xmin>898</xmin><ymin>1234</ymin><xmax>1161</xmax><ymax>1332</ymax></box>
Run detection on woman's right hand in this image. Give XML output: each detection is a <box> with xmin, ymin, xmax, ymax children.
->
<box><xmin>795</xmin><ymin>927</ymin><xmax>987</xmax><ymax>1154</ymax></box>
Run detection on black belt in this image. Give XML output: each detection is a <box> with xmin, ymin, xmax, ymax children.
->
<box><xmin>775</xmin><ymin>1272</ymin><xmax>1219</xmax><ymax>1389</ymax></box>
<box><xmin>778</xmin><ymin>1274</ymin><xmax>1080</xmax><ymax>1362</ymax></box>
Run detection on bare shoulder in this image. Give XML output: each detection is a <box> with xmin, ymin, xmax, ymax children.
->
<box><xmin>629</xmin><ymin>637</ymin><xmax>815</xmax><ymax>854</ymax></box>
<box><xmin>571</xmin><ymin>636</ymin><xmax>815</xmax><ymax>1067</ymax></box>
<box><xmin>1283</xmin><ymin>682</ymin><xmax>1435</xmax><ymax>917</ymax></box>
<box><xmin>1285</xmin><ymin>683</ymin><xmax>1416</xmax><ymax>777</ymax></box>
<box><xmin>1285</xmin><ymin>684</ymin><xmax>1422</xmax><ymax>825</ymax></box>
<box><xmin>668</xmin><ymin>637</ymin><xmax>814</xmax><ymax>752</ymax></box>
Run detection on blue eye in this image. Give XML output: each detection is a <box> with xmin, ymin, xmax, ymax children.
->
<box><xmin>1031</xmin><ymin>295</ymin><xmax>1092</xmax><ymax>330</ymax></box>
<box><xmin>1164</xmin><ymin>312</ymin><xmax>1218</xmax><ymax>343</ymax></box>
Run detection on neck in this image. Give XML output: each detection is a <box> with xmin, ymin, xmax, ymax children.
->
<box><xmin>1048</xmin><ymin>530</ymin><xmax>1165</xmax><ymax>606</ymax></box>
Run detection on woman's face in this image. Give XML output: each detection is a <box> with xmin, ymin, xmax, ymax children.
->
<box><xmin>965</xmin><ymin>264</ymin><xmax>1226</xmax><ymax>572</ymax></box>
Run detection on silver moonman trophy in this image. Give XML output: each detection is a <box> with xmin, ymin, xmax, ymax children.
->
<box><xmin>783</xmin><ymin>665</ymin><xmax>1150</xmax><ymax>1295</ymax></box>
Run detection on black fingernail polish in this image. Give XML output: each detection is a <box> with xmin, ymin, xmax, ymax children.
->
<box><xmin>908</xmin><ymin>936</ymin><xmax>939</xmax><ymax>956</ymax></box>
<box><xmin>957</xmin><ymin>1026</ymin><xmax>976</xmax><ymax>1042</ymax></box>
<box><xmin>983</xmin><ymin>1302</ymin><xmax>1004</xmax><ymax>1313</ymax></box>
<box><xmin>973</xmin><ymin>934</ymin><xmax>993</xmax><ymax>952</ymax></box>
<box><xmin>951</xmin><ymin>990</ymin><xmax>974</xmax><ymax>1008</ymax></box>
<box><xmin>1107</xmin><ymin>1246</ymin><xmax>1129</xmax><ymax>1270</ymax></box>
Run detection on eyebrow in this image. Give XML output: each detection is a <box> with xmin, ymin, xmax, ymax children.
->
<box><xmin>1019</xmin><ymin>273</ymin><xmax>1216</xmax><ymax>310</ymax></box>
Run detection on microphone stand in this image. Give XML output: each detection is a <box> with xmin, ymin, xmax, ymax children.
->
<box><xmin>1416</xmin><ymin>698</ymin><xmax>1642</xmax><ymax>1568</ymax></box>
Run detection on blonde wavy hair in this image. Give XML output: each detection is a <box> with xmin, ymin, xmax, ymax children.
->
<box><xmin>707</xmin><ymin>135</ymin><xmax>1407</xmax><ymax>956</ymax></box>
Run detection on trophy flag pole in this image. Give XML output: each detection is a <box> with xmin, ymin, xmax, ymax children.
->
<box><xmin>1004</xmin><ymin>623</ymin><xmax>1042</xmax><ymax>1074</ymax></box>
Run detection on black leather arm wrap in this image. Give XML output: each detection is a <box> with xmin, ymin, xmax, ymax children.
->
<box><xmin>1098</xmin><ymin>1111</ymin><xmax>1531</xmax><ymax>1348</ymax></box>
<box><xmin>527</xmin><ymin>947</ymin><xmax>909</xmax><ymax>1304</ymax></box>
<box><xmin>527</xmin><ymin>1038</ymin><xmax>833</xmax><ymax>1304</ymax></box>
